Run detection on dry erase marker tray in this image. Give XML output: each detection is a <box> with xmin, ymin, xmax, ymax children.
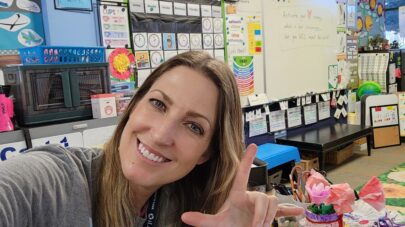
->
<box><xmin>19</xmin><ymin>46</ymin><xmax>106</xmax><ymax>65</ymax></box>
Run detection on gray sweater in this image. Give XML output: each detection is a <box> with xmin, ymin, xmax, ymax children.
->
<box><xmin>0</xmin><ymin>145</ymin><xmax>148</xmax><ymax>227</ymax></box>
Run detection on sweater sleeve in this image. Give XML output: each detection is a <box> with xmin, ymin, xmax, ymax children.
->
<box><xmin>0</xmin><ymin>145</ymin><xmax>103</xmax><ymax>227</ymax></box>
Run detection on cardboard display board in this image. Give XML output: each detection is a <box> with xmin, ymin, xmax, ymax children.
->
<box><xmin>372</xmin><ymin>126</ymin><xmax>400</xmax><ymax>148</ymax></box>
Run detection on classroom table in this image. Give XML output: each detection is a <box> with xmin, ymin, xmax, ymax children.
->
<box><xmin>275</xmin><ymin>123</ymin><xmax>372</xmax><ymax>170</ymax></box>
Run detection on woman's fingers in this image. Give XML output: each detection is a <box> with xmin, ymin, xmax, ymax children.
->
<box><xmin>250</xmin><ymin>192</ymin><xmax>271</xmax><ymax>226</ymax></box>
<box><xmin>275</xmin><ymin>204</ymin><xmax>305</xmax><ymax>217</ymax></box>
<box><xmin>231</xmin><ymin>143</ymin><xmax>257</xmax><ymax>193</ymax></box>
<box><xmin>263</xmin><ymin>195</ymin><xmax>279</xmax><ymax>227</ymax></box>
<box><xmin>181</xmin><ymin>212</ymin><xmax>218</xmax><ymax>227</ymax></box>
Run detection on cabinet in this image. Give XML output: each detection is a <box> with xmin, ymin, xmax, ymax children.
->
<box><xmin>0</xmin><ymin>117</ymin><xmax>118</xmax><ymax>162</ymax></box>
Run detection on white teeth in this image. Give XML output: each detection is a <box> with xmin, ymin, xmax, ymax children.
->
<box><xmin>138</xmin><ymin>142</ymin><xmax>165</xmax><ymax>163</ymax></box>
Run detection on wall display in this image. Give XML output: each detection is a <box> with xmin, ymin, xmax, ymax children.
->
<box><xmin>150</xmin><ymin>50</ymin><xmax>164</xmax><ymax>68</ymax></box>
<box><xmin>203</xmin><ymin>34</ymin><xmax>214</xmax><ymax>49</ymax></box>
<box><xmin>214</xmin><ymin>49</ymin><xmax>224</xmax><ymax>61</ymax></box>
<box><xmin>370</xmin><ymin>105</ymin><xmax>399</xmax><ymax>128</ymax></box>
<box><xmin>356</xmin><ymin>0</ymin><xmax>385</xmax><ymax>48</ymax></box>
<box><xmin>147</xmin><ymin>33</ymin><xmax>162</xmax><ymax>50</ymax></box>
<box><xmin>269</xmin><ymin>110</ymin><xmax>286</xmax><ymax>132</ymax></box>
<box><xmin>233</xmin><ymin>56</ymin><xmax>254</xmax><ymax>96</ymax></box>
<box><xmin>201</xmin><ymin>5</ymin><xmax>212</xmax><ymax>17</ymax></box>
<box><xmin>0</xmin><ymin>0</ymin><xmax>45</xmax><ymax>55</ymax></box>
<box><xmin>129</xmin><ymin>0</ymin><xmax>145</xmax><ymax>13</ymax></box>
<box><xmin>190</xmin><ymin>33</ymin><xmax>202</xmax><ymax>50</ymax></box>
<box><xmin>213</xmin><ymin>17</ymin><xmax>223</xmax><ymax>33</ymax></box>
<box><xmin>164</xmin><ymin>50</ymin><xmax>178</xmax><ymax>60</ymax></box>
<box><xmin>133</xmin><ymin>32</ymin><xmax>148</xmax><ymax>50</ymax></box>
<box><xmin>162</xmin><ymin>33</ymin><xmax>177</xmax><ymax>50</ymax></box>
<box><xmin>137</xmin><ymin>69</ymin><xmax>151</xmax><ymax>87</ymax></box>
<box><xmin>177</xmin><ymin>33</ymin><xmax>190</xmax><ymax>50</ymax></box>
<box><xmin>246</xmin><ymin>16</ymin><xmax>262</xmax><ymax>54</ymax></box>
<box><xmin>358</xmin><ymin>53</ymin><xmax>389</xmax><ymax>93</ymax></box>
<box><xmin>318</xmin><ymin>101</ymin><xmax>331</xmax><ymax>120</ymax></box>
<box><xmin>173</xmin><ymin>2</ymin><xmax>186</xmax><ymax>16</ymax></box>
<box><xmin>187</xmin><ymin>3</ymin><xmax>200</xmax><ymax>17</ymax></box>
<box><xmin>214</xmin><ymin>34</ymin><xmax>224</xmax><ymax>48</ymax></box>
<box><xmin>249</xmin><ymin>116</ymin><xmax>268</xmax><ymax>137</ymax></box>
<box><xmin>304</xmin><ymin>104</ymin><xmax>318</xmax><ymax>125</ymax></box>
<box><xmin>99</xmin><ymin>5</ymin><xmax>131</xmax><ymax>48</ymax></box>
<box><xmin>202</xmin><ymin>17</ymin><xmax>213</xmax><ymax>33</ymax></box>
<box><xmin>212</xmin><ymin>5</ymin><xmax>221</xmax><ymax>18</ymax></box>
<box><xmin>134</xmin><ymin>51</ymin><xmax>151</xmax><ymax>69</ymax></box>
<box><xmin>159</xmin><ymin>1</ymin><xmax>173</xmax><ymax>15</ymax></box>
<box><xmin>108</xmin><ymin>48</ymin><xmax>135</xmax><ymax>80</ymax></box>
<box><xmin>287</xmin><ymin>107</ymin><xmax>302</xmax><ymax>128</ymax></box>
<box><xmin>55</xmin><ymin>0</ymin><xmax>92</xmax><ymax>11</ymax></box>
<box><xmin>145</xmin><ymin>0</ymin><xmax>159</xmax><ymax>14</ymax></box>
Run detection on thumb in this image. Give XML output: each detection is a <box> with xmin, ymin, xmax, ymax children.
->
<box><xmin>181</xmin><ymin>212</ymin><xmax>218</xmax><ymax>227</ymax></box>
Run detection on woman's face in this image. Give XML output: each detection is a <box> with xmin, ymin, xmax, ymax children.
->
<box><xmin>119</xmin><ymin>66</ymin><xmax>219</xmax><ymax>189</ymax></box>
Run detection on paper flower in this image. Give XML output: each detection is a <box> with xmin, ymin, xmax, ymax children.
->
<box><xmin>306</xmin><ymin>183</ymin><xmax>330</xmax><ymax>205</ymax></box>
<box><xmin>108</xmin><ymin>48</ymin><xmax>135</xmax><ymax>80</ymax></box>
<box><xmin>306</xmin><ymin>169</ymin><xmax>330</xmax><ymax>189</ymax></box>
<box><xmin>325</xmin><ymin>183</ymin><xmax>356</xmax><ymax>215</ymax></box>
<box><xmin>359</xmin><ymin>176</ymin><xmax>385</xmax><ymax>211</ymax></box>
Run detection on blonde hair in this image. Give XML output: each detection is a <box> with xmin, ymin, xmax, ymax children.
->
<box><xmin>96</xmin><ymin>51</ymin><xmax>245</xmax><ymax>227</ymax></box>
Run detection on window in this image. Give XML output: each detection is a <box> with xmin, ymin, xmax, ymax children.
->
<box><xmin>385</xmin><ymin>0</ymin><xmax>405</xmax><ymax>48</ymax></box>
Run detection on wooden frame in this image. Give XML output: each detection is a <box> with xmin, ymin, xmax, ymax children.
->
<box><xmin>369</xmin><ymin>104</ymin><xmax>401</xmax><ymax>149</ymax></box>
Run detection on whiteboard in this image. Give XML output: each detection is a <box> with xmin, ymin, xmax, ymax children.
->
<box><xmin>263</xmin><ymin>0</ymin><xmax>339</xmax><ymax>99</ymax></box>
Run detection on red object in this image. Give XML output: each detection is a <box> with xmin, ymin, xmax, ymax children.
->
<box><xmin>108</xmin><ymin>48</ymin><xmax>135</xmax><ymax>80</ymax></box>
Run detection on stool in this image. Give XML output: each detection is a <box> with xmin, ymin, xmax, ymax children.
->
<box><xmin>256</xmin><ymin>143</ymin><xmax>301</xmax><ymax>170</ymax></box>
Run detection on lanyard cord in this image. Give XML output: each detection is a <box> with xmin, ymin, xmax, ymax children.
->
<box><xmin>143</xmin><ymin>189</ymin><xmax>161</xmax><ymax>227</ymax></box>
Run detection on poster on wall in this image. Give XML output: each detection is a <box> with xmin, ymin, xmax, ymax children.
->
<box><xmin>233</xmin><ymin>56</ymin><xmax>254</xmax><ymax>96</ymax></box>
<box><xmin>0</xmin><ymin>0</ymin><xmax>45</xmax><ymax>55</ymax></box>
<box><xmin>356</xmin><ymin>0</ymin><xmax>385</xmax><ymax>47</ymax></box>
<box><xmin>99</xmin><ymin>5</ymin><xmax>131</xmax><ymax>48</ymax></box>
<box><xmin>246</xmin><ymin>16</ymin><xmax>262</xmax><ymax>55</ymax></box>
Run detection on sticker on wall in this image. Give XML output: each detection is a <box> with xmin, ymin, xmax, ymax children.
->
<box><xmin>108</xmin><ymin>48</ymin><xmax>135</xmax><ymax>80</ymax></box>
<box><xmin>17</xmin><ymin>0</ymin><xmax>40</xmax><ymax>13</ymax></box>
<box><xmin>190</xmin><ymin>33</ymin><xmax>202</xmax><ymax>50</ymax></box>
<box><xmin>177</xmin><ymin>33</ymin><xmax>190</xmax><ymax>50</ymax></box>
<box><xmin>135</xmin><ymin>51</ymin><xmax>150</xmax><ymax>69</ymax></box>
<box><xmin>202</xmin><ymin>17</ymin><xmax>213</xmax><ymax>33</ymax></box>
<box><xmin>203</xmin><ymin>34</ymin><xmax>213</xmax><ymax>49</ymax></box>
<box><xmin>0</xmin><ymin>13</ymin><xmax>30</xmax><ymax>32</ymax></box>
<box><xmin>17</xmin><ymin>28</ymin><xmax>43</xmax><ymax>46</ymax></box>
<box><xmin>233</xmin><ymin>56</ymin><xmax>254</xmax><ymax>96</ymax></box>
<box><xmin>162</xmin><ymin>33</ymin><xmax>177</xmax><ymax>50</ymax></box>
<box><xmin>150</xmin><ymin>50</ymin><xmax>164</xmax><ymax>68</ymax></box>
<box><xmin>133</xmin><ymin>33</ymin><xmax>148</xmax><ymax>50</ymax></box>
<box><xmin>147</xmin><ymin>33</ymin><xmax>162</xmax><ymax>50</ymax></box>
<box><xmin>0</xmin><ymin>0</ymin><xmax>13</xmax><ymax>8</ymax></box>
<box><xmin>214</xmin><ymin>34</ymin><xmax>224</xmax><ymax>48</ymax></box>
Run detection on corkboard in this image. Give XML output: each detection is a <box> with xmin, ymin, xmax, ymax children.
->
<box><xmin>373</xmin><ymin>126</ymin><xmax>400</xmax><ymax>148</ymax></box>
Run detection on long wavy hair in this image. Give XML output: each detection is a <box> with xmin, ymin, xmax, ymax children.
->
<box><xmin>96</xmin><ymin>51</ymin><xmax>245</xmax><ymax>227</ymax></box>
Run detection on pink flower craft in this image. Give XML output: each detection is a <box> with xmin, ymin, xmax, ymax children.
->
<box><xmin>325</xmin><ymin>183</ymin><xmax>356</xmax><ymax>214</ymax></box>
<box><xmin>306</xmin><ymin>182</ymin><xmax>330</xmax><ymax>205</ymax></box>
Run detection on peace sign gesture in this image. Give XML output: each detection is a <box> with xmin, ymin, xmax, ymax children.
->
<box><xmin>181</xmin><ymin>144</ymin><xmax>304</xmax><ymax>227</ymax></box>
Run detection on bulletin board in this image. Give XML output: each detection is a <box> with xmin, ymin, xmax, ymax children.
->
<box><xmin>262</xmin><ymin>0</ymin><xmax>339</xmax><ymax>99</ymax></box>
<box><xmin>369</xmin><ymin>104</ymin><xmax>401</xmax><ymax>148</ymax></box>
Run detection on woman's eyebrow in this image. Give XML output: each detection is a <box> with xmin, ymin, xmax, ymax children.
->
<box><xmin>149</xmin><ymin>89</ymin><xmax>173</xmax><ymax>105</ymax></box>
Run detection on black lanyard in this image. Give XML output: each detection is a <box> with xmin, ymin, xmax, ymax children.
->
<box><xmin>143</xmin><ymin>189</ymin><xmax>161</xmax><ymax>227</ymax></box>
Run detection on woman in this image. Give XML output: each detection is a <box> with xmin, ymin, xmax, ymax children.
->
<box><xmin>0</xmin><ymin>51</ymin><xmax>303</xmax><ymax>227</ymax></box>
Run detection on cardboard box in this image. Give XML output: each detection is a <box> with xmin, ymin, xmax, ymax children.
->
<box><xmin>296</xmin><ymin>156</ymin><xmax>319</xmax><ymax>171</ymax></box>
<box><xmin>353</xmin><ymin>137</ymin><xmax>367</xmax><ymax>145</ymax></box>
<box><xmin>91</xmin><ymin>94</ymin><xmax>117</xmax><ymax>119</ymax></box>
<box><xmin>326</xmin><ymin>143</ymin><xmax>353</xmax><ymax>165</ymax></box>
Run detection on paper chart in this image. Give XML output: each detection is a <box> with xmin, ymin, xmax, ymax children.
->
<box><xmin>233</xmin><ymin>56</ymin><xmax>254</xmax><ymax>96</ymax></box>
<box><xmin>287</xmin><ymin>107</ymin><xmax>302</xmax><ymax>128</ymax></box>
<box><xmin>269</xmin><ymin>110</ymin><xmax>286</xmax><ymax>132</ymax></box>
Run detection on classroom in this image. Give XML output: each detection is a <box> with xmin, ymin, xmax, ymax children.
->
<box><xmin>0</xmin><ymin>0</ymin><xmax>405</xmax><ymax>226</ymax></box>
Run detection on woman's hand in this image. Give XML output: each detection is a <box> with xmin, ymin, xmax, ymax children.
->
<box><xmin>181</xmin><ymin>144</ymin><xmax>304</xmax><ymax>227</ymax></box>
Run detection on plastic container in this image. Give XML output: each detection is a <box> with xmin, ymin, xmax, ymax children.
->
<box><xmin>19</xmin><ymin>46</ymin><xmax>105</xmax><ymax>65</ymax></box>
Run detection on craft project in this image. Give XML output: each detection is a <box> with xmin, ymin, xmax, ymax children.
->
<box><xmin>108</xmin><ymin>48</ymin><xmax>135</xmax><ymax>80</ymax></box>
<box><xmin>134</xmin><ymin>51</ymin><xmax>150</xmax><ymax>69</ymax></box>
<box><xmin>0</xmin><ymin>13</ymin><xmax>30</xmax><ymax>32</ymax></box>
<box><xmin>290</xmin><ymin>167</ymin><xmax>385</xmax><ymax>226</ymax></box>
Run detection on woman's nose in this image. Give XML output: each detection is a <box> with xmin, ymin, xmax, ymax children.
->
<box><xmin>151</xmin><ymin>119</ymin><xmax>176</xmax><ymax>146</ymax></box>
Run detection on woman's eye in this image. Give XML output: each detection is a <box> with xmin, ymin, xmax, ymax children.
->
<box><xmin>187</xmin><ymin>122</ymin><xmax>204</xmax><ymax>135</ymax></box>
<box><xmin>150</xmin><ymin>99</ymin><xmax>166</xmax><ymax>111</ymax></box>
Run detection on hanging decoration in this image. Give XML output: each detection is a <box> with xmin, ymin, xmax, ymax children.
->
<box><xmin>108</xmin><ymin>48</ymin><xmax>135</xmax><ymax>80</ymax></box>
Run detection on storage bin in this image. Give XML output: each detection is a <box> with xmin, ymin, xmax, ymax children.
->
<box><xmin>296</xmin><ymin>155</ymin><xmax>319</xmax><ymax>171</ymax></box>
<box><xmin>19</xmin><ymin>46</ymin><xmax>105</xmax><ymax>65</ymax></box>
<box><xmin>325</xmin><ymin>143</ymin><xmax>354</xmax><ymax>165</ymax></box>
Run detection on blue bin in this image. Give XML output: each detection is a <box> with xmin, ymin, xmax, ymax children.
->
<box><xmin>19</xmin><ymin>46</ymin><xmax>106</xmax><ymax>65</ymax></box>
<box><xmin>256</xmin><ymin>143</ymin><xmax>301</xmax><ymax>170</ymax></box>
